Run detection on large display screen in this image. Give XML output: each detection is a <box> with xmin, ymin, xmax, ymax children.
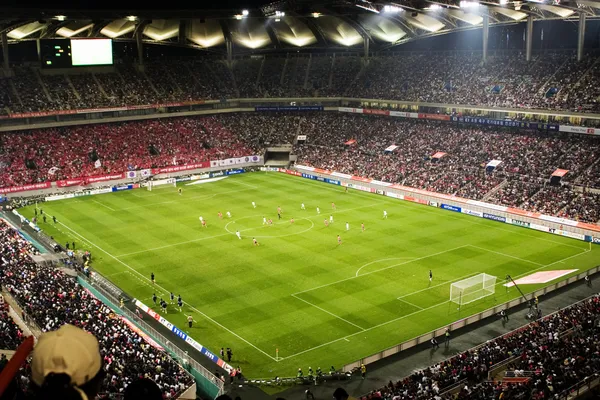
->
<box><xmin>71</xmin><ymin>39</ymin><xmax>113</xmax><ymax>66</ymax></box>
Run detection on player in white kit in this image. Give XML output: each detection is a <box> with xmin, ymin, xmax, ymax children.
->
<box><xmin>252</xmin><ymin>201</ymin><xmax>256</xmax><ymax>208</ymax></box>
<box><xmin>263</xmin><ymin>217</ymin><xmax>267</xmax><ymax>225</ymax></box>
<box><xmin>301</xmin><ymin>203</ymin><xmax>305</xmax><ymax>210</ymax></box>
<box><xmin>383</xmin><ymin>210</ymin><xmax>388</xmax><ymax>219</ymax></box>
<box><xmin>226</xmin><ymin>211</ymin><xmax>231</xmax><ymax>218</ymax></box>
<box><xmin>346</xmin><ymin>222</ymin><xmax>350</xmax><ymax>231</ymax></box>
<box><xmin>316</xmin><ymin>206</ymin><xmax>320</xmax><ymax>214</ymax></box>
<box><xmin>236</xmin><ymin>230</ymin><xmax>242</xmax><ymax>240</ymax></box>
<box><xmin>329</xmin><ymin>215</ymin><xmax>334</xmax><ymax>223</ymax></box>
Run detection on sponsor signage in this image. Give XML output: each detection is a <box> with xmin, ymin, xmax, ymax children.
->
<box><xmin>558</xmin><ymin>125</ymin><xmax>600</xmax><ymax>136</ymax></box>
<box><xmin>325</xmin><ymin>178</ymin><xmax>340</xmax><ymax>185</ymax></box>
<box><xmin>210</xmin><ymin>171</ymin><xmax>225</xmax><ymax>178</ymax></box>
<box><xmin>226</xmin><ymin>169</ymin><xmax>245</xmax><ymax>175</ymax></box>
<box><xmin>441</xmin><ymin>204</ymin><xmax>461</xmax><ymax>212</ymax></box>
<box><xmin>112</xmin><ymin>184</ymin><xmax>133</xmax><ymax>192</ymax></box>
<box><xmin>429</xmin><ymin>201</ymin><xmax>438</xmax><ymax>207</ymax></box>
<box><xmin>255</xmin><ymin>106</ymin><xmax>324</xmax><ymax>112</ymax></box>
<box><xmin>510</xmin><ymin>218</ymin><xmax>530</xmax><ymax>228</ymax></box>
<box><xmin>297</xmin><ymin>135</ymin><xmax>307</xmax><ymax>141</ymax></box>
<box><xmin>419</xmin><ymin>113</ymin><xmax>450</xmax><ymax>121</ymax></box>
<box><xmin>483</xmin><ymin>213</ymin><xmax>506</xmax><ymax>223</ymax></box>
<box><xmin>86</xmin><ymin>173</ymin><xmax>125</xmax><ymax>184</ymax></box>
<box><xmin>461</xmin><ymin>209</ymin><xmax>483</xmax><ymax>217</ymax></box>
<box><xmin>175</xmin><ymin>177</ymin><xmax>192</xmax><ymax>182</ymax></box>
<box><xmin>56</xmin><ymin>179</ymin><xmax>85</xmax><ymax>187</ymax></box>
<box><xmin>451</xmin><ymin>116</ymin><xmax>559</xmax><ymax>131</ymax></box>
<box><xmin>592</xmin><ymin>237</ymin><xmax>600</xmax><ymax>244</ymax></box>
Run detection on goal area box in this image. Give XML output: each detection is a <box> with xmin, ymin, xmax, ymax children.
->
<box><xmin>450</xmin><ymin>273</ymin><xmax>497</xmax><ymax>308</ymax></box>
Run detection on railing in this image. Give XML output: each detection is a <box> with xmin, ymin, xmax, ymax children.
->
<box><xmin>554</xmin><ymin>375</ymin><xmax>600</xmax><ymax>400</ymax></box>
<box><xmin>1</xmin><ymin>289</ymin><xmax>43</xmax><ymax>338</ymax></box>
<box><xmin>81</xmin><ymin>275</ymin><xmax>224</xmax><ymax>396</ymax></box>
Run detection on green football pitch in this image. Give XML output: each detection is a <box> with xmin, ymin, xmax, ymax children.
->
<box><xmin>22</xmin><ymin>172</ymin><xmax>599</xmax><ymax>378</ymax></box>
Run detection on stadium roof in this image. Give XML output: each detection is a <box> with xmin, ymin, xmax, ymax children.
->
<box><xmin>1</xmin><ymin>0</ymin><xmax>598</xmax><ymax>52</ymax></box>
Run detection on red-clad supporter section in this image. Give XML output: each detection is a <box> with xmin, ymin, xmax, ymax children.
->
<box><xmin>2</xmin><ymin>182</ymin><xmax>51</xmax><ymax>193</ymax></box>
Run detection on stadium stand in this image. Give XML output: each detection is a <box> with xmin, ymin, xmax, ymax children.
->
<box><xmin>0</xmin><ymin>302</ymin><xmax>25</xmax><ymax>350</ymax></box>
<box><xmin>0</xmin><ymin>219</ymin><xmax>194</xmax><ymax>398</ymax></box>
<box><xmin>359</xmin><ymin>295</ymin><xmax>600</xmax><ymax>400</ymax></box>
<box><xmin>1</xmin><ymin>52</ymin><xmax>600</xmax><ymax>113</ymax></box>
<box><xmin>1</xmin><ymin>113</ymin><xmax>599</xmax><ymax>223</ymax></box>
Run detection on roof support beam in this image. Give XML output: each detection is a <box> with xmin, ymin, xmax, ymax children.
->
<box><xmin>578</xmin><ymin>12</ymin><xmax>586</xmax><ymax>62</ymax></box>
<box><xmin>2</xmin><ymin>32</ymin><xmax>9</xmax><ymax>72</ymax></box>
<box><xmin>482</xmin><ymin>13</ymin><xmax>489</xmax><ymax>63</ymax></box>
<box><xmin>526</xmin><ymin>15</ymin><xmax>533</xmax><ymax>62</ymax></box>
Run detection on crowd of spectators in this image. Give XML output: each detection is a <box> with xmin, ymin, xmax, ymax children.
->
<box><xmin>0</xmin><ymin>219</ymin><xmax>194</xmax><ymax>398</ymax></box>
<box><xmin>3</xmin><ymin>51</ymin><xmax>599</xmax><ymax>113</ymax></box>
<box><xmin>0</xmin><ymin>301</ymin><xmax>25</xmax><ymax>350</ymax></box>
<box><xmin>360</xmin><ymin>295</ymin><xmax>600</xmax><ymax>400</ymax></box>
<box><xmin>1</xmin><ymin>111</ymin><xmax>599</xmax><ymax>223</ymax></box>
<box><xmin>0</xmin><ymin>116</ymin><xmax>257</xmax><ymax>188</ymax></box>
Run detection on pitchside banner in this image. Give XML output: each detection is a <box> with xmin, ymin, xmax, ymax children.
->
<box><xmin>255</xmin><ymin>106</ymin><xmax>323</xmax><ymax>111</ymax></box>
<box><xmin>451</xmin><ymin>116</ymin><xmax>559</xmax><ymax>131</ymax></box>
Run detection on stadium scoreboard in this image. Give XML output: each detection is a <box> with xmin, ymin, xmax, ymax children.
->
<box><xmin>40</xmin><ymin>39</ymin><xmax>114</xmax><ymax>68</ymax></box>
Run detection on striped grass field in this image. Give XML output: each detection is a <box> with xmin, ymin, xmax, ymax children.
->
<box><xmin>22</xmin><ymin>172</ymin><xmax>599</xmax><ymax>378</ymax></box>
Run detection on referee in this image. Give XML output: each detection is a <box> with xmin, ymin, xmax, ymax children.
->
<box><xmin>187</xmin><ymin>315</ymin><xmax>193</xmax><ymax>328</ymax></box>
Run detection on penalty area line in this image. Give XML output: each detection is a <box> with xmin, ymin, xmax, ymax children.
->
<box><xmin>56</xmin><ymin>220</ymin><xmax>279</xmax><ymax>362</ymax></box>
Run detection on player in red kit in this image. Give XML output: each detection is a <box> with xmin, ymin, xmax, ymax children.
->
<box><xmin>218</xmin><ymin>212</ymin><xmax>223</xmax><ymax>219</ymax></box>
<box><xmin>324</xmin><ymin>219</ymin><xmax>329</xmax><ymax>227</ymax></box>
<box><xmin>202</xmin><ymin>220</ymin><xmax>207</xmax><ymax>228</ymax></box>
<box><xmin>253</xmin><ymin>238</ymin><xmax>259</xmax><ymax>246</ymax></box>
<box><xmin>361</xmin><ymin>223</ymin><xmax>365</xmax><ymax>232</ymax></box>
<box><xmin>337</xmin><ymin>235</ymin><xmax>342</xmax><ymax>245</ymax></box>
<box><xmin>331</xmin><ymin>202</ymin><xmax>336</xmax><ymax>210</ymax></box>
<box><xmin>290</xmin><ymin>218</ymin><xmax>294</xmax><ymax>224</ymax></box>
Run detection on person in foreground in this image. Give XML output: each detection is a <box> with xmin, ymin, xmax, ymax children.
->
<box><xmin>30</xmin><ymin>324</ymin><xmax>105</xmax><ymax>400</ymax></box>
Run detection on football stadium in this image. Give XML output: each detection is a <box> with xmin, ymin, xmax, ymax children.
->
<box><xmin>1</xmin><ymin>0</ymin><xmax>600</xmax><ymax>399</ymax></box>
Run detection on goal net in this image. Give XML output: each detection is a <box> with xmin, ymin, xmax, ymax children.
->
<box><xmin>147</xmin><ymin>178</ymin><xmax>176</xmax><ymax>191</ymax></box>
<box><xmin>450</xmin><ymin>273</ymin><xmax>497</xmax><ymax>307</ymax></box>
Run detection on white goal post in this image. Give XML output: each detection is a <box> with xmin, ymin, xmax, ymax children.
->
<box><xmin>450</xmin><ymin>273</ymin><xmax>497</xmax><ymax>308</ymax></box>
<box><xmin>147</xmin><ymin>178</ymin><xmax>177</xmax><ymax>191</ymax></box>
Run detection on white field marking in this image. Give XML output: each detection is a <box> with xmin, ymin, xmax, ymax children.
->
<box><xmin>344</xmin><ymin>338</ymin><xmax>350</xmax><ymax>342</ymax></box>
<box><xmin>397</xmin><ymin>271</ymin><xmax>482</xmax><ymax>299</ymax></box>
<box><xmin>355</xmin><ymin>257</ymin><xmax>417</xmax><ymax>277</ymax></box>
<box><xmin>291</xmin><ymin>294</ymin><xmax>366</xmax><ymax>331</ymax></box>
<box><xmin>119</xmin><ymin>187</ymin><xmax>256</xmax><ymax>211</ymax></box>
<box><xmin>92</xmin><ymin>199</ymin><xmax>116</xmax><ymax>212</ymax></box>
<box><xmin>57</xmin><ymin>220</ymin><xmax>279</xmax><ymax>362</ymax></box>
<box><xmin>117</xmin><ymin>202</ymin><xmax>383</xmax><ymax>258</ymax></box>
<box><xmin>228</xmin><ymin>179</ymin><xmax>259</xmax><ymax>189</ymax></box>
<box><xmin>396</xmin><ymin>298</ymin><xmax>424</xmax><ymax>310</ymax></box>
<box><xmin>284</xmin><ymin>246</ymin><xmax>593</xmax><ymax>360</ymax></box>
<box><xmin>273</xmin><ymin>171</ymin><xmax>586</xmax><ymax>251</ymax></box>
<box><xmin>124</xmin><ymin>271</ymin><xmax>164</xmax><ymax>297</ymax></box>
<box><xmin>292</xmin><ymin>245</ymin><xmax>469</xmax><ymax>296</ymax></box>
<box><xmin>467</xmin><ymin>245</ymin><xmax>544</xmax><ymax>267</ymax></box>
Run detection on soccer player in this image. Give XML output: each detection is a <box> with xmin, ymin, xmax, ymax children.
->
<box><xmin>332</xmin><ymin>202</ymin><xmax>336</xmax><ymax>210</ymax></box>
<box><xmin>253</xmin><ymin>238</ymin><xmax>259</xmax><ymax>246</ymax></box>
<box><xmin>345</xmin><ymin>186</ymin><xmax>348</xmax><ymax>193</ymax></box>
<box><xmin>236</xmin><ymin>230</ymin><xmax>242</xmax><ymax>240</ymax></box>
<box><xmin>226</xmin><ymin>211</ymin><xmax>231</xmax><ymax>218</ymax></box>
<box><xmin>201</xmin><ymin>219</ymin><xmax>207</xmax><ymax>228</ymax></box>
<box><xmin>337</xmin><ymin>235</ymin><xmax>342</xmax><ymax>245</ymax></box>
<box><xmin>346</xmin><ymin>222</ymin><xmax>350</xmax><ymax>231</ymax></box>
<box><xmin>170</xmin><ymin>292</ymin><xmax>175</xmax><ymax>304</ymax></box>
<box><xmin>178</xmin><ymin>295</ymin><xmax>183</xmax><ymax>311</ymax></box>
<box><xmin>199</xmin><ymin>216</ymin><xmax>203</xmax><ymax>223</ymax></box>
<box><xmin>152</xmin><ymin>293</ymin><xmax>157</xmax><ymax>305</ymax></box>
<box><xmin>329</xmin><ymin>215</ymin><xmax>334</xmax><ymax>223</ymax></box>
<box><xmin>252</xmin><ymin>201</ymin><xmax>256</xmax><ymax>208</ymax></box>
<box><xmin>383</xmin><ymin>210</ymin><xmax>388</xmax><ymax>219</ymax></box>
<box><xmin>361</xmin><ymin>223</ymin><xmax>365</xmax><ymax>232</ymax></box>
<box><xmin>268</xmin><ymin>218</ymin><xmax>273</xmax><ymax>225</ymax></box>
<box><xmin>187</xmin><ymin>315</ymin><xmax>193</xmax><ymax>328</ymax></box>
<box><xmin>324</xmin><ymin>219</ymin><xmax>329</xmax><ymax>227</ymax></box>
<box><xmin>429</xmin><ymin>270</ymin><xmax>433</xmax><ymax>283</ymax></box>
<box><xmin>178</xmin><ymin>188</ymin><xmax>182</xmax><ymax>195</ymax></box>
<box><xmin>151</xmin><ymin>272</ymin><xmax>155</xmax><ymax>285</ymax></box>
<box><xmin>218</xmin><ymin>212</ymin><xmax>223</xmax><ymax>219</ymax></box>
<box><xmin>277</xmin><ymin>206</ymin><xmax>282</xmax><ymax>214</ymax></box>
<box><xmin>316</xmin><ymin>206</ymin><xmax>320</xmax><ymax>214</ymax></box>
<box><xmin>301</xmin><ymin>203</ymin><xmax>305</xmax><ymax>210</ymax></box>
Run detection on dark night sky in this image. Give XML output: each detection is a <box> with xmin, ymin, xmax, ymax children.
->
<box><xmin>1</xmin><ymin>0</ymin><xmax>269</xmax><ymax>10</ymax></box>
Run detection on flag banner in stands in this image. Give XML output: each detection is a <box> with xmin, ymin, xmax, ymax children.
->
<box><xmin>385</xmin><ymin>145</ymin><xmax>399</xmax><ymax>152</ymax></box>
<box><xmin>254</xmin><ymin>106</ymin><xmax>323</xmax><ymax>112</ymax></box>
<box><xmin>140</xmin><ymin>169</ymin><xmax>152</xmax><ymax>178</ymax></box>
<box><xmin>552</xmin><ymin>169</ymin><xmax>569</xmax><ymax>177</ymax></box>
<box><xmin>451</xmin><ymin>116</ymin><xmax>559</xmax><ymax>131</ymax></box>
<box><xmin>126</xmin><ymin>171</ymin><xmax>137</xmax><ymax>179</ymax></box>
<box><xmin>85</xmin><ymin>173</ymin><xmax>125</xmax><ymax>184</ymax></box>
<box><xmin>419</xmin><ymin>113</ymin><xmax>450</xmax><ymax>121</ymax></box>
<box><xmin>297</xmin><ymin>135</ymin><xmax>307</xmax><ymax>140</ymax></box>
<box><xmin>210</xmin><ymin>160</ymin><xmax>219</xmax><ymax>167</ymax></box>
<box><xmin>48</xmin><ymin>167</ymin><xmax>59</xmax><ymax>175</ymax></box>
<box><xmin>486</xmin><ymin>160</ymin><xmax>502</xmax><ymax>168</ymax></box>
<box><xmin>345</xmin><ymin>139</ymin><xmax>357</xmax><ymax>145</ymax></box>
<box><xmin>56</xmin><ymin>179</ymin><xmax>85</xmax><ymax>188</ymax></box>
<box><xmin>0</xmin><ymin>100</ymin><xmax>206</xmax><ymax>119</ymax></box>
<box><xmin>151</xmin><ymin>162</ymin><xmax>210</xmax><ymax>174</ymax></box>
<box><xmin>1</xmin><ymin>182</ymin><xmax>52</xmax><ymax>194</ymax></box>
<box><xmin>432</xmin><ymin>152</ymin><xmax>447</xmax><ymax>159</ymax></box>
